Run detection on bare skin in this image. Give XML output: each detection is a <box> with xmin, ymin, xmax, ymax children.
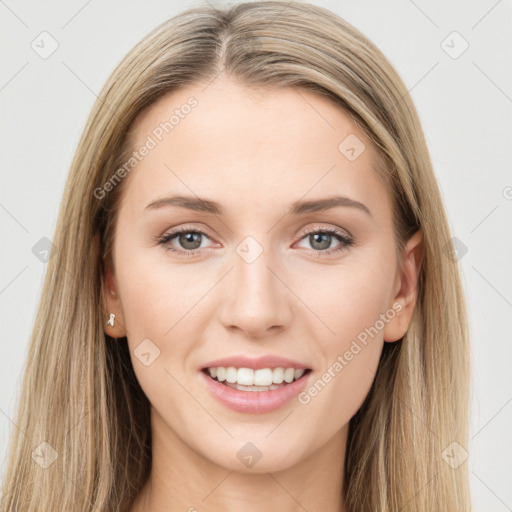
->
<box><xmin>103</xmin><ymin>75</ymin><xmax>423</xmax><ymax>512</ymax></box>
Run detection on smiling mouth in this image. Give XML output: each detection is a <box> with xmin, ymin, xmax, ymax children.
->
<box><xmin>201</xmin><ymin>367</ymin><xmax>312</xmax><ymax>392</ymax></box>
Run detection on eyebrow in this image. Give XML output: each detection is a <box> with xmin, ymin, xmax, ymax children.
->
<box><xmin>144</xmin><ymin>194</ymin><xmax>372</xmax><ymax>217</ymax></box>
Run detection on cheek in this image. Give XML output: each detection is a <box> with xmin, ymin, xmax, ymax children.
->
<box><xmin>113</xmin><ymin>239</ymin><xmax>221</xmax><ymax>404</ymax></box>
<box><xmin>113</xmin><ymin>235</ymin><xmax>206</xmax><ymax>341</ymax></box>
<box><xmin>292</xmin><ymin>256</ymin><xmax>394</xmax><ymax>420</ymax></box>
<box><xmin>112</xmin><ymin>244</ymin><xmax>206</xmax><ymax>416</ymax></box>
<box><xmin>294</xmin><ymin>257</ymin><xmax>394</xmax><ymax>346</ymax></box>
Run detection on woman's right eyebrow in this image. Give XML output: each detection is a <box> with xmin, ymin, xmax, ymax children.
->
<box><xmin>144</xmin><ymin>195</ymin><xmax>223</xmax><ymax>214</ymax></box>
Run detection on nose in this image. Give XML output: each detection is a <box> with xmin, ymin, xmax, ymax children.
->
<box><xmin>217</xmin><ymin>244</ymin><xmax>293</xmax><ymax>338</ymax></box>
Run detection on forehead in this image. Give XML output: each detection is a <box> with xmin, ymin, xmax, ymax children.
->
<box><xmin>120</xmin><ymin>77</ymin><xmax>391</xmax><ymax>221</ymax></box>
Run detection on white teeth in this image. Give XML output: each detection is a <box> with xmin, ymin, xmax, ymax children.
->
<box><xmin>283</xmin><ymin>368</ymin><xmax>295</xmax><ymax>383</ymax></box>
<box><xmin>225</xmin><ymin>367</ymin><xmax>238</xmax><ymax>383</ymax></box>
<box><xmin>294</xmin><ymin>369</ymin><xmax>305</xmax><ymax>380</ymax></box>
<box><xmin>206</xmin><ymin>366</ymin><xmax>308</xmax><ymax>387</ymax></box>
<box><xmin>254</xmin><ymin>368</ymin><xmax>273</xmax><ymax>386</ymax></box>
<box><xmin>272</xmin><ymin>367</ymin><xmax>284</xmax><ymax>384</ymax></box>
<box><xmin>237</xmin><ymin>367</ymin><xmax>255</xmax><ymax>386</ymax></box>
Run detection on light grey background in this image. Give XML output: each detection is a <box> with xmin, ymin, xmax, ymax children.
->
<box><xmin>1</xmin><ymin>0</ymin><xmax>511</xmax><ymax>510</ymax></box>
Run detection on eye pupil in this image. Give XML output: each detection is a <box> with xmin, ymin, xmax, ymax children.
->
<box><xmin>180</xmin><ymin>232</ymin><xmax>202</xmax><ymax>250</ymax></box>
<box><xmin>310</xmin><ymin>232</ymin><xmax>331</xmax><ymax>250</ymax></box>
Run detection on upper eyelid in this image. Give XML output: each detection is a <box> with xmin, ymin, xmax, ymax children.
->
<box><xmin>301</xmin><ymin>225</ymin><xmax>352</xmax><ymax>238</ymax></box>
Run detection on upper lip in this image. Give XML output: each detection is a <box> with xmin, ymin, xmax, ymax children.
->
<box><xmin>201</xmin><ymin>355</ymin><xmax>311</xmax><ymax>371</ymax></box>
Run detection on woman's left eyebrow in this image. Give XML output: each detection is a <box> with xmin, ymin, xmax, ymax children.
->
<box><xmin>288</xmin><ymin>195</ymin><xmax>372</xmax><ymax>218</ymax></box>
<box><xmin>144</xmin><ymin>194</ymin><xmax>372</xmax><ymax>218</ymax></box>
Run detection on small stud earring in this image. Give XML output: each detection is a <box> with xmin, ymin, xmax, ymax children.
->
<box><xmin>110</xmin><ymin>290</ymin><xmax>115</xmax><ymax>296</ymax></box>
<box><xmin>106</xmin><ymin>313</ymin><xmax>115</xmax><ymax>327</ymax></box>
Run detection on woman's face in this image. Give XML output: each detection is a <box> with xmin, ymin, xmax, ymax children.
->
<box><xmin>104</xmin><ymin>76</ymin><xmax>421</xmax><ymax>474</ymax></box>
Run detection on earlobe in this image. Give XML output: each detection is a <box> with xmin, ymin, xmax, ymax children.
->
<box><xmin>101</xmin><ymin>251</ymin><xmax>127</xmax><ymax>339</ymax></box>
<box><xmin>383</xmin><ymin>229</ymin><xmax>424</xmax><ymax>343</ymax></box>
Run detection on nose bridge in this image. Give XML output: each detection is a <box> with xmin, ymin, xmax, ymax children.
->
<box><xmin>218</xmin><ymin>233</ymin><xmax>292</xmax><ymax>336</ymax></box>
<box><xmin>236</xmin><ymin>236</ymin><xmax>276</xmax><ymax>298</ymax></box>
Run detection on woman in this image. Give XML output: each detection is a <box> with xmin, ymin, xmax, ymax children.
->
<box><xmin>1</xmin><ymin>1</ymin><xmax>471</xmax><ymax>510</ymax></box>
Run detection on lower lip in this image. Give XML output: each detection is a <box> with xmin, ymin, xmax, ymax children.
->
<box><xmin>199</xmin><ymin>370</ymin><xmax>312</xmax><ymax>414</ymax></box>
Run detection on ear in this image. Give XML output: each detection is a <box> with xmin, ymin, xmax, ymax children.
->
<box><xmin>99</xmin><ymin>235</ymin><xmax>127</xmax><ymax>339</ymax></box>
<box><xmin>383</xmin><ymin>228</ymin><xmax>424</xmax><ymax>343</ymax></box>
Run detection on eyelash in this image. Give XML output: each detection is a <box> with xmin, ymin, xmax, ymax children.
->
<box><xmin>156</xmin><ymin>224</ymin><xmax>354</xmax><ymax>258</ymax></box>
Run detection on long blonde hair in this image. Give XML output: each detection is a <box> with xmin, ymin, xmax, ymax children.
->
<box><xmin>1</xmin><ymin>1</ymin><xmax>471</xmax><ymax>510</ymax></box>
